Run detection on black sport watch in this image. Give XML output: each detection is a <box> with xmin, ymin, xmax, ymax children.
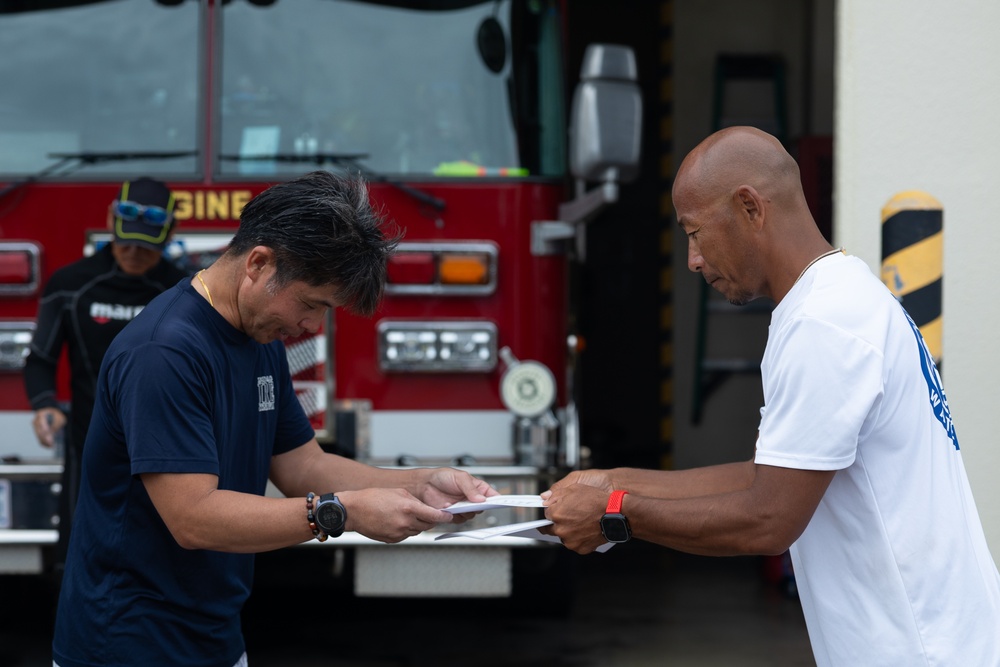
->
<box><xmin>599</xmin><ymin>490</ymin><xmax>631</xmax><ymax>544</ymax></box>
<box><xmin>314</xmin><ymin>493</ymin><xmax>347</xmax><ymax>538</ymax></box>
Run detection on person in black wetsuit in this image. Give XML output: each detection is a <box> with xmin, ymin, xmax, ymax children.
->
<box><xmin>23</xmin><ymin>177</ymin><xmax>189</xmax><ymax>572</ymax></box>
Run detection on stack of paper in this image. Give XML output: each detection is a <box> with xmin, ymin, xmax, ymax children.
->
<box><xmin>435</xmin><ymin>494</ymin><xmax>614</xmax><ymax>552</ymax></box>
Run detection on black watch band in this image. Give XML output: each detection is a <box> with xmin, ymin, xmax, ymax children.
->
<box><xmin>314</xmin><ymin>493</ymin><xmax>347</xmax><ymax>538</ymax></box>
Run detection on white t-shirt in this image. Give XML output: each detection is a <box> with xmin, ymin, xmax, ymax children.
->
<box><xmin>756</xmin><ymin>253</ymin><xmax>1000</xmax><ymax>667</ymax></box>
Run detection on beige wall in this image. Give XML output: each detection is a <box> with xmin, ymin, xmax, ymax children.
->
<box><xmin>836</xmin><ymin>0</ymin><xmax>1000</xmax><ymax>552</ymax></box>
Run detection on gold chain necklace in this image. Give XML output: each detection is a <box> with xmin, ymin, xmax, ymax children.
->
<box><xmin>794</xmin><ymin>247</ymin><xmax>845</xmax><ymax>286</ymax></box>
<box><xmin>196</xmin><ymin>269</ymin><xmax>215</xmax><ymax>307</ymax></box>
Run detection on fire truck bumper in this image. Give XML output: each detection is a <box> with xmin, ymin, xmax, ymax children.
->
<box><xmin>0</xmin><ymin>463</ymin><xmax>62</xmax><ymax>574</ymax></box>
<box><xmin>0</xmin><ymin>530</ymin><xmax>58</xmax><ymax>574</ymax></box>
<box><xmin>303</xmin><ymin>532</ymin><xmax>557</xmax><ymax>597</ymax></box>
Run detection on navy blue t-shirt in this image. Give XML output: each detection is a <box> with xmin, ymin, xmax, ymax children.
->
<box><xmin>53</xmin><ymin>280</ymin><xmax>315</xmax><ymax>667</ymax></box>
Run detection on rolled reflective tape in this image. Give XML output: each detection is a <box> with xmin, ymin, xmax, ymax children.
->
<box><xmin>881</xmin><ymin>190</ymin><xmax>943</xmax><ymax>362</ymax></box>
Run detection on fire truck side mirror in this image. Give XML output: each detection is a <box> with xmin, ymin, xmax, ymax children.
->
<box><xmin>568</xmin><ymin>44</ymin><xmax>642</xmax><ymax>186</ymax></box>
<box><xmin>531</xmin><ymin>44</ymin><xmax>643</xmax><ymax>258</ymax></box>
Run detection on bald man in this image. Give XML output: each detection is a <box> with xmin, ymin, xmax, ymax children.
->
<box><xmin>543</xmin><ymin>127</ymin><xmax>1000</xmax><ymax>666</ymax></box>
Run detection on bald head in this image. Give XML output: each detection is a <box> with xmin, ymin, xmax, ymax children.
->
<box><xmin>674</xmin><ymin>126</ymin><xmax>802</xmax><ymax>206</ymax></box>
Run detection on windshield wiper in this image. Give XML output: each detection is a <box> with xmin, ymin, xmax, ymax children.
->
<box><xmin>48</xmin><ymin>150</ymin><xmax>198</xmax><ymax>163</ymax></box>
<box><xmin>0</xmin><ymin>150</ymin><xmax>198</xmax><ymax>203</ymax></box>
<box><xmin>220</xmin><ymin>153</ymin><xmax>446</xmax><ymax>213</ymax></box>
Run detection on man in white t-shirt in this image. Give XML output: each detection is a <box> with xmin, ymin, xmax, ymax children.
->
<box><xmin>542</xmin><ymin>126</ymin><xmax>1000</xmax><ymax>666</ymax></box>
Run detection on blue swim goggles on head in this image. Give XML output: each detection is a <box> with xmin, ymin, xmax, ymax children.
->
<box><xmin>112</xmin><ymin>200</ymin><xmax>173</xmax><ymax>226</ymax></box>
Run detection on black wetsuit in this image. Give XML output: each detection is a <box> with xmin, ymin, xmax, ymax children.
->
<box><xmin>23</xmin><ymin>244</ymin><xmax>188</xmax><ymax>564</ymax></box>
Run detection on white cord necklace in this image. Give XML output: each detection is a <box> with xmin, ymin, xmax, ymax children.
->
<box><xmin>793</xmin><ymin>247</ymin><xmax>845</xmax><ymax>286</ymax></box>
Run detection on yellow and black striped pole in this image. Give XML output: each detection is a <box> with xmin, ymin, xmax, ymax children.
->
<box><xmin>881</xmin><ymin>191</ymin><xmax>943</xmax><ymax>363</ymax></box>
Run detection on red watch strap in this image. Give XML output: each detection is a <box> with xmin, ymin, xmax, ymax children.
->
<box><xmin>606</xmin><ymin>489</ymin><xmax>628</xmax><ymax>514</ymax></box>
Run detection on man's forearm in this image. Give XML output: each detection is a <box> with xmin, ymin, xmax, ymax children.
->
<box><xmin>624</xmin><ymin>463</ymin><xmax>834</xmax><ymax>557</ymax></box>
<box><xmin>611</xmin><ymin>460</ymin><xmax>756</xmax><ymax>499</ymax></box>
<box><xmin>275</xmin><ymin>445</ymin><xmax>433</xmax><ymax>499</ymax></box>
<box><xmin>23</xmin><ymin>355</ymin><xmax>60</xmax><ymax>410</ymax></box>
<box><xmin>317</xmin><ymin>457</ymin><xmax>433</xmax><ymax>496</ymax></box>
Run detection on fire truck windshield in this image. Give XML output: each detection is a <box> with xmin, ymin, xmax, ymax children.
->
<box><xmin>218</xmin><ymin>0</ymin><xmax>566</xmax><ymax>179</ymax></box>
<box><xmin>0</xmin><ymin>0</ymin><xmax>566</xmax><ymax>181</ymax></box>
<box><xmin>0</xmin><ymin>0</ymin><xmax>200</xmax><ymax>178</ymax></box>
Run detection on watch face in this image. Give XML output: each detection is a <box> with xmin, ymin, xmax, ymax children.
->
<box><xmin>600</xmin><ymin>514</ymin><xmax>631</xmax><ymax>543</ymax></box>
<box><xmin>316</xmin><ymin>501</ymin><xmax>346</xmax><ymax>533</ymax></box>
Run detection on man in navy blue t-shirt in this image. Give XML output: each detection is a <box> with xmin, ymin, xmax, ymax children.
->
<box><xmin>52</xmin><ymin>171</ymin><xmax>496</xmax><ymax>667</ymax></box>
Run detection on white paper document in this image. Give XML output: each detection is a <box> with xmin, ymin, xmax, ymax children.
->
<box><xmin>435</xmin><ymin>517</ymin><xmax>554</xmax><ymax>541</ymax></box>
<box><xmin>436</xmin><ymin>495</ymin><xmax>614</xmax><ymax>552</ymax></box>
<box><xmin>443</xmin><ymin>494</ymin><xmax>546</xmax><ymax>514</ymax></box>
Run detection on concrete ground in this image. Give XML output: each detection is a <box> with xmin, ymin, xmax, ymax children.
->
<box><xmin>1</xmin><ymin>543</ymin><xmax>814</xmax><ymax>666</ymax></box>
<box><xmin>246</xmin><ymin>543</ymin><xmax>814</xmax><ymax>667</ymax></box>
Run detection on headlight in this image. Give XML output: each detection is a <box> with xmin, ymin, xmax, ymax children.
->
<box><xmin>378</xmin><ymin>321</ymin><xmax>497</xmax><ymax>372</ymax></box>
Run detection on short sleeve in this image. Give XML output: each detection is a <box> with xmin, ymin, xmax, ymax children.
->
<box><xmin>105</xmin><ymin>342</ymin><xmax>220</xmax><ymax>476</ymax></box>
<box><xmin>755</xmin><ymin>316</ymin><xmax>884</xmax><ymax>471</ymax></box>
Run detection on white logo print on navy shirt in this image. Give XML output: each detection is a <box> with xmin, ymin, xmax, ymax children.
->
<box><xmin>257</xmin><ymin>375</ymin><xmax>275</xmax><ymax>412</ymax></box>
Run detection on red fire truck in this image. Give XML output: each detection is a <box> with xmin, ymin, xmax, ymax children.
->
<box><xmin>0</xmin><ymin>0</ymin><xmax>640</xmax><ymax>598</ymax></box>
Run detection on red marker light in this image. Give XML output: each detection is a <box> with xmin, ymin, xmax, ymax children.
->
<box><xmin>387</xmin><ymin>252</ymin><xmax>435</xmax><ymax>285</ymax></box>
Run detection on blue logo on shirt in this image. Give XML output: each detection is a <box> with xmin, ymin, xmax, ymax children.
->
<box><xmin>901</xmin><ymin>306</ymin><xmax>959</xmax><ymax>450</ymax></box>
